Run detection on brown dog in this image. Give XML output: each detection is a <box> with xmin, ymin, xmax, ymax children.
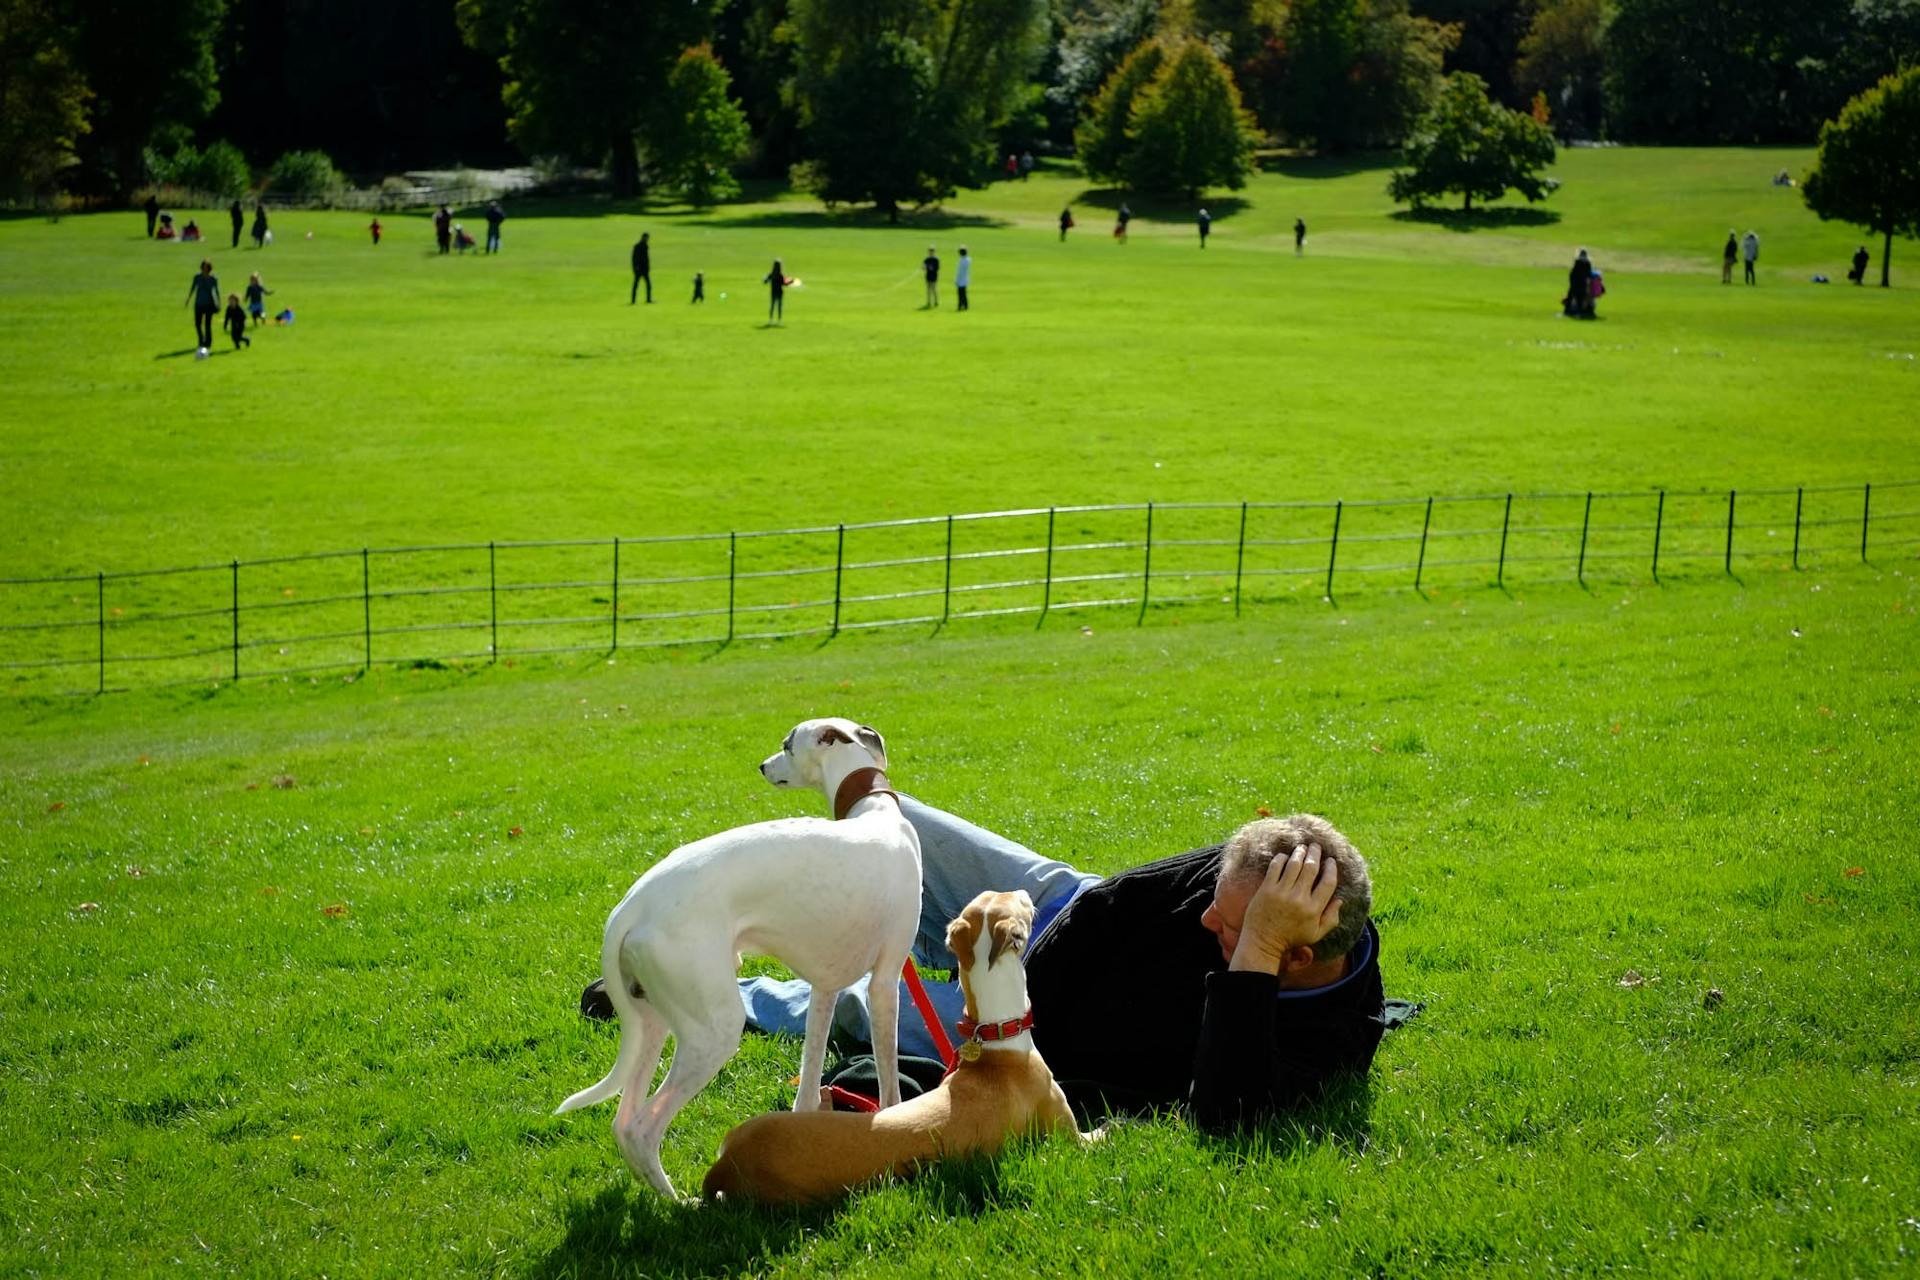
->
<box><xmin>702</xmin><ymin>889</ymin><xmax>1099</xmax><ymax>1204</ymax></box>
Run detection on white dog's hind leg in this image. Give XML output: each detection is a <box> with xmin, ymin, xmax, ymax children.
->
<box><xmin>620</xmin><ymin>1016</ymin><xmax>742</xmax><ymax>1199</ymax></box>
<box><xmin>791</xmin><ymin>984</ymin><xmax>839</xmax><ymax>1113</ymax></box>
<box><xmin>609</xmin><ymin>1003</ymin><xmax>669</xmax><ymax>1153</ymax></box>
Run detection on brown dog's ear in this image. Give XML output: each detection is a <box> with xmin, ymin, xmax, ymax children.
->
<box><xmin>816</xmin><ymin>725</ymin><xmax>853</xmax><ymax>746</ymax></box>
<box><xmin>853</xmin><ymin>725</ymin><xmax>888</xmax><ymax>770</ymax></box>
<box><xmin>988</xmin><ymin>912</ymin><xmax>1030</xmax><ymax>968</ymax></box>
<box><xmin>946</xmin><ymin>910</ymin><xmax>982</xmax><ymax>969</ymax></box>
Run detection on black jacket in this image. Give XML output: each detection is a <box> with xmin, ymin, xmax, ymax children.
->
<box><xmin>1025</xmin><ymin>845</ymin><xmax>1385</xmax><ymax>1130</ymax></box>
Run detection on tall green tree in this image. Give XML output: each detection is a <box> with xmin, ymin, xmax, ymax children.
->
<box><xmin>652</xmin><ymin>43</ymin><xmax>751</xmax><ymax>205</ymax></box>
<box><xmin>1048</xmin><ymin>0</ymin><xmax>1160</xmax><ymax>143</ymax></box>
<box><xmin>1276</xmin><ymin>0</ymin><xmax>1362</xmax><ymax>148</ymax></box>
<box><xmin>1123</xmin><ymin>37</ymin><xmax>1259</xmax><ymax>196</ymax></box>
<box><xmin>457</xmin><ymin>0</ymin><xmax>717</xmax><ymax>195</ymax></box>
<box><xmin>0</xmin><ymin>0</ymin><xmax>91</xmax><ymax>199</ymax></box>
<box><xmin>70</xmin><ymin>0</ymin><xmax>226</xmax><ymax>195</ymax></box>
<box><xmin>789</xmin><ymin>0</ymin><xmax>1049</xmax><ymax>216</ymax></box>
<box><xmin>1074</xmin><ymin>37</ymin><xmax>1165</xmax><ymax>184</ymax></box>
<box><xmin>1802</xmin><ymin>66</ymin><xmax>1920</xmax><ymax>288</ymax></box>
<box><xmin>1387</xmin><ymin>70</ymin><xmax>1555</xmax><ymax>209</ymax></box>
<box><xmin>1268</xmin><ymin>0</ymin><xmax>1454</xmax><ymax>148</ymax></box>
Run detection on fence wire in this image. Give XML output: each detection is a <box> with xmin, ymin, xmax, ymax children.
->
<box><xmin>2</xmin><ymin>482</ymin><xmax>1913</xmax><ymax>696</ymax></box>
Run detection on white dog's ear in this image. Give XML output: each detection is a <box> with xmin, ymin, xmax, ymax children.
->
<box><xmin>816</xmin><ymin>725</ymin><xmax>853</xmax><ymax>746</ymax></box>
<box><xmin>854</xmin><ymin>725</ymin><xmax>888</xmax><ymax>769</ymax></box>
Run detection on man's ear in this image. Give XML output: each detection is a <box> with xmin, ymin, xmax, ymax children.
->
<box><xmin>854</xmin><ymin>725</ymin><xmax>888</xmax><ymax>769</ymax></box>
<box><xmin>1282</xmin><ymin>943</ymin><xmax>1318</xmax><ymax>975</ymax></box>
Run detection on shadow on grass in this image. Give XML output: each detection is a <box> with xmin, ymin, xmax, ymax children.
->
<box><xmin>154</xmin><ymin>346</ymin><xmax>236</xmax><ymax>360</ymax></box>
<box><xmin>1390</xmin><ymin>205</ymin><xmax>1562</xmax><ymax>232</ymax></box>
<box><xmin>1197</xmin><ymin>1077</ymin><xmax>1376</xmax><ymax>1160</ymax></box>
<box><xmin>1069</xmin><ymin>189</ymin><xmax>1250</xmax><ymax>223</ymax></box>
<box><xmin>703</xmin><ymin>206</ymin><xmax>1011</xmax><ymax>232</ymax></box>
<box><xmin>526</xmin><ymin>1156</ymin><xmax>1016</xmax><ymax>1278</ymax></box>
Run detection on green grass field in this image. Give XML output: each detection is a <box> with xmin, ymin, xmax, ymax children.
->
<box><xmin>2</xmin><ymin>150</ymin><xmax>1918</xmax><ymax>1277</ymax></box>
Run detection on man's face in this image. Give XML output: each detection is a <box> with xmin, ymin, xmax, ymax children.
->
<box><xmin>1200</xmin><ymin>874</ymin><xmax>1260</xmax><ymax>965</ymax></box>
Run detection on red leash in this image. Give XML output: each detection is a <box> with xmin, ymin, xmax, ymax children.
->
<box><xmin>825</xmin><ymin>961</ymin><xmax>956</xmax><ymax>1113</ymax></box>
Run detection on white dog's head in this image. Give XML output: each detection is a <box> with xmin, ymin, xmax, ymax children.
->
<box><xmin>760</xmin><ymin>718</ymin><xmax>889</xmax><ymax>792</ymax></box>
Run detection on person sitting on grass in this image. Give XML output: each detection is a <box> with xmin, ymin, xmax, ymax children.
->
<box><xmin>581</xmin><ymin>800</ymin><xmax>1387</xmax><ymax>1131</ymax></box>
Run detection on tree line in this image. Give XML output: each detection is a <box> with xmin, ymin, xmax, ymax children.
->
<box><xmin>3</xmin><ymin>0</ymin><xmax>1916</xmax><ymax>210</ymax></box>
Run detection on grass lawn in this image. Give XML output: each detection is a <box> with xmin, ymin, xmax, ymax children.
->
<box><xmin>2</xmin><ymin>149</ymin><xmax>1918</xmax><ymax>1277</ymax></box>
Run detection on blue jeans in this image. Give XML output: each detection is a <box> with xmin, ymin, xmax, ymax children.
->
<box><xmin>738</xmin><ymin>795</ymin><xmax>1101</xmax><ymax>1058</ymax></box>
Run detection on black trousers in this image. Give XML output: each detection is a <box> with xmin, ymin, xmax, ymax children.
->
<box><xmin>632</xmin><ymin>271</ymin><xmax>651</xmax><ymax>303</ymax></box>
<box><xmin>956</xmin><ymin>285</ymin><xmax>968</xmax><ymax>310</ymax></box>
<box><xmin>194</xmin><ymin>305</ymin><xmax>217</xmax><ymax>348</ymax></box>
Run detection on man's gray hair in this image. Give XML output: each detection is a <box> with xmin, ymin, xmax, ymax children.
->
<box><xmin>1219</xmin><ymin>814</ymin><xmax>1372</xmax><ymax>962</ymax></box>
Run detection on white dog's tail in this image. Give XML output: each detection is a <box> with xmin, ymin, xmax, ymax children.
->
<box><xmin>555</xmin><ymin>915</ymin><xmax>653</xmax><ymax>1114</ymax></box>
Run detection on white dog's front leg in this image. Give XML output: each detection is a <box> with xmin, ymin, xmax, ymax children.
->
<box><xmin>866</xmin><ymin>961</ymin><xmax>903</xmax><ymax>1110</ymax></box>
<box><xmin>793</xmin><ymin>985</ymin><xmax>838</xmax><ymax>1112</ymax></box>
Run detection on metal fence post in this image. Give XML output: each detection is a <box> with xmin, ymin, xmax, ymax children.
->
<box><xmin>942</xmin><ymin>515</ymin><xmax>953</xmax><ymax>623</ymax></box>
<box><xmin>1862</xmin><ymin>482</ymin><xmax>1872</xmax><ymax>561</ymax></box>
<box><xmin>1138</xmin><ymin>503</ymin><xmax>1153</xmax><ymax>622</ymax></box>
<box><xmin>488</xmin><ymin>542</ymin><xmax>497</xmax><ymax>660</ymax></box>
<box><xmin>1233</xmin><ymin>501</ymin><xmax>1248</xmax><ymax>615</ymax></box>
<box><xmin>611</xmin><ymin>537</ymin><xmax>621</xmax><ymax>650</ymax></box>
<box><xmin>1792</xmin><ymin>487</ymin><xmax>1802</xmax><ymax>569</ymax></box>
<box><xmin>361</xmin><ymin>548</ymin><xmax>372</xmax><ymax>668</ymax></box>
<box><xmin>1326</xmin><ymin>501</ymin><xmax>1342</xmax><ymax>599</ymax></box>
<box><xmin>1651</xmin><ymin>492</ymin><xmax>1665</xmax><ymax>583</ymax></box>
<box><xmin>726</xmin><ymin>532</ymin><xmax>736</xmax><ymax>643</ymax></box>
<box><xmin>1496</xmin><ymin>493</ymin><xmax>1513</xmax><ymax>586</ymax></box>
<box><xmin>832</xmin><ymin>523</ymin><xmax>844</xmax><ymax>636</ymax></box>
<box><xmin>1577</xmin><ymin>492</ymin><xmax>1592</xmax><ymax>583</ymax></box>
<box><xmin>96</xmin><ymin>571</ymin><xmax>105</xmax><ymax>694</ymax></box>
<box><xmin>1415</xmin><ymin>497</ymin><xmax>1433</xmax><ymax>591</ymax></box>
<box><xmin>230</xmin><ymin>559</ymin><xmax>240</xmax><ymax>681</ymax></box>
<box><xmin>1042</xmin><ymin>507</ymin><xmax>1055</xmax><ymax>618</ymax></box>
<box><xmin>1725</xmin><ymin>489</ymin><xmax>1736</xmax><ymax>574</ymax></box>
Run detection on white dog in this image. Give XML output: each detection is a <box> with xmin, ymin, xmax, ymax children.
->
<box><xmin>555</xmin><ymin>718</ymin><xmax>923</xmax><ymax>1198</ymax></box>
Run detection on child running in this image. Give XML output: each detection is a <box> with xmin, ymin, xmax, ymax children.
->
<box><xmin>245</xmin><ymin>272</ymin><xmax>273</xmax><ymax>327</ymax></box>
<box><xmin>224</xmin><ymin>294</ymin><xmax>251</xmax><ymax>349</ymax></box>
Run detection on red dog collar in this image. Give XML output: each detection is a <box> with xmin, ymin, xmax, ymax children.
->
<box><xmin>957</xmin><ymin>1008</ymin><xmax>1034</xmax><ymax>1043</ymax></box>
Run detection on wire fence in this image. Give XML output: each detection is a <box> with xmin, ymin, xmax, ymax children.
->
<box><xmin>3</xmin><ymin>481</ymin><xmax>1915</xmax><ymax>698</ymax></box>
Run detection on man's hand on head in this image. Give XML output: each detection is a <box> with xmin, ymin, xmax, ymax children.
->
<box><xmin>1229</xmin><ymin>843</ymin><xmax>1343</xmax><ymax>975</ymax></box>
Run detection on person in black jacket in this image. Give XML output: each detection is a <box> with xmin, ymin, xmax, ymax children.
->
<box><xmin>631</xmin><ymin>232</ymin><xmax>652</xmax><ymax>304</ymax></box>
<box><xmin>582</xmin><ymin>797</ymin><xmax>1385</xmax><ymax>1130</ymax></box>
<box><xmin>229</xmin><ymin>200</ymin><xmax>244</xmax><ymax>249</ymax></box>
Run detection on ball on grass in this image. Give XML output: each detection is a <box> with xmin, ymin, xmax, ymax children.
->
<box><xmin>194</xmin><ymin>347</ymin><xmax>209</xmax><ymax>361</ymax></box>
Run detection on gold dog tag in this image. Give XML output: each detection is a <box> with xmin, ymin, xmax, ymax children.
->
<box><xmin>958</xmin><ymin>1039</ymin><xmax>983</xmax><ymax>1063</ymax></box>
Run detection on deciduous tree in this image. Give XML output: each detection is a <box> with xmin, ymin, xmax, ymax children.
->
<box><xmin>1802</xmin><ymin>65</ymin><xmax>1920</xmax><ymax>288</ymax></box>
<box><xmin>0</xmin><ymin>0</ymin><xmax>91</xmax><ymax>200</ymax></box>
<box><xmin>1123</xmin><ymin>37</ymin><xmax>1259</xmax><ymax>197</ymax></box>
<box><xmin>70</xmin><ymin>0</ymin><xmax>226</xmax><ymax>195</ymax></box>
<box><xmin>1387</xmin><ymin>70</ymin><xmax>1555</xmax><ymax>209</ymax></box>
<box><xmin>1074</xmin><ymin>37</ymin><xmax>1165</xmax><ymax>184</ymax></box>
<box><xmin>652</xmin><ymin>44</ymin><xmax>751</xmax><ymax>205</ymax></box>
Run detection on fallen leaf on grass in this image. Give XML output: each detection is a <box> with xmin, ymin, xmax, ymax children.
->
<box><xmin>245</xmin><ymin>782</ymin><xmax>260</xmax><ymax>791</ymax></box>
<box><xmin>358</xmin><ymin>826</ymin><xmax>374</xmax><ymax>836</ymax></box>
<box><xmin>1804</xmin><ymin>893</ymin><xmax>1835</xmax><ymax>905</ymax></box>
<box><xmin>1255</xmin><ymin>806</ymin><xmax>1273</xmax><ymax>818</ymax></box>
<box><xmin>271</xmin><ymin>775</ymin><xmax>296</xmax><ymax>789</ymax></box>
<box><xmin>47</xmin><ymin>801</ymin><xmax>65</xmax><ymax>813</ymax></box>
<box><xmin>76</xmin><ymin>902</ymin><xmax>99</xmax><ymax>912</ymax></box>
<box><xmin>1610</xmin><ymin>723</ymin><xmax>1622</xmax><ymax>735</ymax></box>
<box><xmin>137</xmin><ymin>755</ymin><xmax>150</xmax><ymax>766</ymax></box>
<box><xmin>1369</xmin><ymin>743</ymin><xmax>1384</xmax><ymax>754</ymax></box>
<box><xmin>125</xmin><ymin>866</ymin><xmax>146</xmax><ymax>879</ymax></box>
<box><xmin>1818</xmin><ymin>706</ymin><xmax>1833</xmax><ymax>717</ymax></box>
<box><xmin>1618</xmin><ymin>970</ymin><xmax>1645</xmax><ymax>989</ymax></box>
<box><xmin>259</xmin><ymin>886</ymin><xmax>278</xmax><ymax>896</ymax></box>
<box><xmin>508</xmin><ymin>825</ymin><xmax>524</xmax><ymax>838</ymax></box>
<box><xmin>1844</xmin><ymin>866</ymin><xmax>1864</xmax><ymax>878</ymax></box>
<box><xmin>321</xmin><ymin>903</ymin><xmax>349</xmax><ymax>919</ymax></box>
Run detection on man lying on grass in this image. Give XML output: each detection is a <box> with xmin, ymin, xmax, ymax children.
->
<box><xmin>582</xmin><ymin>801</ymin><xmax>1381</xmax><ymax>1131</ymax></box>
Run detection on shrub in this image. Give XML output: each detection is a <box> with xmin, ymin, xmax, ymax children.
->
<box><xmin>266</xmin><ymin>150</ymin><xmax>341</xmax><ymax>199</ymax></box>
<box><xmin>145</xmin><ymin>141</ymin><xmax>251</xmax><ymax>197</ymax></box>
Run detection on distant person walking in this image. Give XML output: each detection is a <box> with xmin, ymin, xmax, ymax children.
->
<box><xmin>1721</xmin><ymin>231</ymin><xmax>1737</xmax><ymax>284</ymax></box>
<box><xmin>955</xmin><ymin>246</ymin><xmax>971</xmax><ymax>311</ymax></box>
<box><xmin>923</xmin><ymin>246</ymin><xmax>940</xmax><ymax>308</ymax></box>
<box><xmin>224</xmin><ymin>293</ymin><xmax>251</xmax><ymax>349</ymax></box>
<box><xmin>1059</xmin><ymin>207</ymin><xmax>1074</xmax><ymax>242</ymax></box>
<box><xmin>631</xmin><ymin>232</ymin><xmax>652</xmax><ymax>303</ymax></box>
<box><xmin>229</xmin><ymin>200</ymin><xmax>244</xmax><ymax>249</ymax></box>
<box><xmin>1197</xmin><ymin>207</ymin><xmax>1211</xmax><ymax>248</ymax></box>
<box><xmin>1006</xmin><ymin>153</ymin><xmax>1019</xmax><ymax>181</ymax></box>
<box><xmin>251</xmin><ymin>203</ymin><xmax>269</xmax><ymax>249</ymax></box>
<box><xmin>1019</xmin><ymin>151</ymin><xmax>1034</xmax><ymax>181</ymax></box>
<box><xmin>1742</xmin><ymin>230</ymin><xmax>1759</xmax><ymax>284</ymax></box>
<box><xmin>1115</xmin><ymin>203</ymin><xmax>1131</xmax><ymax>242</ymax></box>
<box><xmin>434</xmin><ymin>205</ymin><xmax>452</xmax><ymax>255</ymax></box>
<box><xmin>484</xmin><ymin>200</ymin><xmax>505</xmax><ymax>254</ymax></box>
<box><xmin>185</xmin><ymin>259</ymin><xmax>220</xmax><ymax>350</ymax></box>
<box><xmin>1294</xmin><ymin>218</ymin><xmax>1307</xmax><ymax>255</ymax></box>
<box><xmin>144</xmin><ymin>194</ymin><xmax>160</xmax><ymax>238</ymax></box>
<box><xmin>764</xmin><ymin>258</ymin><xmax>790</xmax><ymax>324</ymax></box>
<box><xmin>692</xmin><ymin>271</ymin><xmax>705</xmax><ymax>303</ymax></box>
<box><xmin>245</xmin><ymin>271</ymin><xmax>272</xmax><ymax>326</ymax></box>
<box><xmin>369</xmin><ymin>217</ymin><xmax>382</xmax><ymax>245</ymax></box>
<box><xmin>1850</xmin><ymin>245</ymin><xmax>1870</xmax><ymax>285</ymax></box>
